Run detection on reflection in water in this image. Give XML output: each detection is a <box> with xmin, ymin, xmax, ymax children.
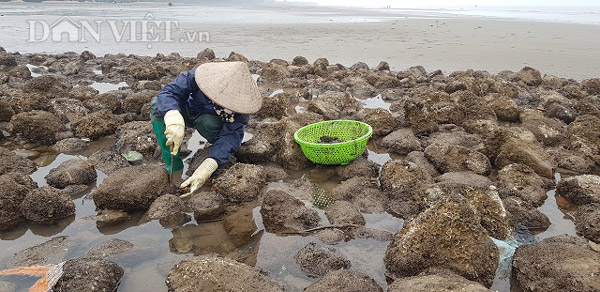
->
<box><xmin>256</xmin><ymin>232</ymin><xmax>392</xmax><ymax>291</ymax></box>
<box><xmin>167</xmin><ymin>203</ymin><xmax>263</xmax><ymax>268</ymax></box>
<box><xmin>25</xmin><ymin>64</ymin><xmax>47</xmax><ymax>77</ymax></box>
<box><xmin>0</xmin><ymin>152</ymin><xmax>102</xmax><ymax>241</ymax></box>
<box><xmin>537</xmin><ymin>173</ymin><xmax>578</xmax><ymax>240</ymax></box>
<box><xmin>95</xmin><ymin>212</ymin><xmax>145</xmax><ymax>236</ymax></box>
<box><xmin>167</xmin><ymin>221</ymin><xmax>265</xmax><ymax>267</ymax></box>
<box><xmin>253</xmin><ymin>205</ymin><xmax>401</xmax><ymax>291</ymax></box>
<box><xmin>119</xmin><ymin>259</ymin><xmax>174</xmax><ymax>292</ymax></box>
<box><xmin>89</xmin><ymin>81</ymin><xmax>128</xmax><ymax>94</ymax></box>
<box><xmin>92</xmin><ymin>66</ymin><xmax>102</xmax><ymax>75</ymax></box>
<box><xmin>269</xmin><ymin>89</ymin><xmax>285</xmax><ymax>97</ymax></box>
<box><xmin>491</xmin><ymin>172</ymin><xmax>579</xmax><ymax>291</ymax></box>
<box><xmin>364</xmin><ymin>213</ymin><xmax>403</xmax><ymax>233</ymax></box>
<box><xmin>367</xmin><ymin>149</ymin><xmax>391</xmax><ymax>166</ymax></box>
<box><xmin>169</xmin><ymin>223</ymin><xmax>235</xmax><ymax>255</ymax></box>
<box><xmin>227</xmin><ymin>230</ymin><xmax>263</xmax><ymax>267</ymax></box>
<box><xmin>359</xmin><ymin>94</ymin><xmax>392</xmax><ymax>111</ymax></box>
<box><xmin>242</xmin><ymin>132</ymin><xmax>254</xmax><ymax>143</ymax></box>
<box><xmin>30</xmin><ymin>153</ymin><xmax>82</xmax><ymax>187</ymax></box>
<box><xmin>0</xmin><ymin>224</ymin><xmax>28</xmax><ymax>241</ymax></box>
<box><xmin>295</xmin><ymin>105</ymin><xmax>308</xmax><ymax>114</ymax></box>
<box><xmin>182</xmin><ymin>131</ymin><xmax>207</xmax><ymax>176</ymax></box>
<box><xmin>29</xmin><ymin>216</ymin><xmax>76</xmax><ymax>237</ymax></box>
<box><xmin>256</xmin><ymin>233</ymin><xmax>316</xmax><ymax>289</ymax></box>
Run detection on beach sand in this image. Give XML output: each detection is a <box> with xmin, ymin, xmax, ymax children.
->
<box><xmin>1</xmin><ymin>3</ymin><xmax>599</xmax><ymax>80</ymax></box>
<box><xmin>212</xmin><ymin>18</ymin><xmax>600</xmax><ymax>81</ymax></box>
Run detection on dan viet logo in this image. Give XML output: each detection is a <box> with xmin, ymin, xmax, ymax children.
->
<box><xmin>27</xmin><ymin>13</ymin><xmax>209</xmax><ymax>48</ymax></box>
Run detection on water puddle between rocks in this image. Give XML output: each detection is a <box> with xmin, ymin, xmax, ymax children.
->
<box><xmin>89</xmin><ymin>81</ymin><xmax>128</xmax><ymax>94</ymax></box>
<box><xmin>253</xmin><ymin>205</ymin><xmax>402</xmax><ymax>291</ymax></box>
<box><xmin>269</xmin><ymin>89</ymin><xmax>285</xmax><ymax>97</ymax></box>
<box><xmin>25</xmin><ymin>64</ymin><xmax>47</xmax><ymax>77</ymax></box>
<box><xmin>92</xmin><ymin>66</ymin><xmax>102</xmax><ymax>76</ymax></box>
<box><xmin>490</xmin><ymin>172</ymin><xmax>578</xmax><ymax>291</ymax></box>
<box><xmin>359</xmin><ymin>94</ymin><xmax>392</xmax><ymax>111</ymax></box>
<box><xmin>242</xmin><ymin>132</ymin><xmax>254</xmax><ymax>143</ymax></box>
<box><xmin>536</xmin><ymin>173</ymin><xmax>578</xmax><ymax>240</ymax></box>
<box><xmin>295</xmin><ymin>105</ymin><xmax>308</xmax><ymax>114</ymax></box>
<box><xmin>367</xmin><ymin>149</ymin><xmax>392</xmax><ymax>166</ymax></box>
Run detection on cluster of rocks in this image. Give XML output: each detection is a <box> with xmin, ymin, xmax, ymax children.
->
<box><xmin>180</xmin><ymin>52</ymin><xmax>600</xmax><ymax>290</ymax></box>
<box><xmin>556</xmin><ymin>175</ymin><xmax>600</xmax><ymax>242</ymax></box>
<box><xmin>6</xmin><ymin>235</ymin><xmax>148</xmax><ymax>291</ymax></box>
<box><xmin>2</xmin><ymin>46</ymin><xmax>600</xmax><ymax>291</ymax></box>
<box><xmin>0</xmin><ymin>159</ymin><xmax>78</xmax><ymax>230</ymax></box>
<box><xmin>0</xmin><ymin>140</ymin><xmax>107</xmax><ymax>230</ymax></box>
<box><xmin>1</xmin><ymin>49</ymin><xmax>161</xmax><ymax>163</ymax></box>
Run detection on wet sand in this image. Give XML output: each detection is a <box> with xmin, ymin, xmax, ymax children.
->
<box><xmin>1</xmin><ymin>2</ymin><xmax>600</xmax><ymax>80</ymax></box>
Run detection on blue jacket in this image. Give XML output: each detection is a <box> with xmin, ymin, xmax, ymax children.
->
<box><xmin>156</xmin><ymin>68</ymin><xmax>249</xmax><ymax>165</ymax></box>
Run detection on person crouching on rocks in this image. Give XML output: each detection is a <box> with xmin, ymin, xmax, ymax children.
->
<box><xmin>150</xmin><ymin>61</ymin><xmax>262</xmax><ymax>195</ymax></box>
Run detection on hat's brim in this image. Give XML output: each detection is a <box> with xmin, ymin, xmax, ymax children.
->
<box><xmin>194</xmin><ymin>62</ymin><xmax>262</xmax><ymax>114</ymax></box>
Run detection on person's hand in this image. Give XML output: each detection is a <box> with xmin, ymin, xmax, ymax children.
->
<box><xmin>180</xmin><ymin>158</ymin><xmax>218</xmax><ymax>198</ymax></box>
<box><xmin>164</xmin><ymin>110</ymin><xmax>185</xmax><ymax>155</ymax></box>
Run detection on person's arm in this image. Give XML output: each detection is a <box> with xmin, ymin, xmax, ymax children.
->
<box><xmin>179</xmin><ymin>114</ymin><xmax>250</xmax><ymax>197</ymax></box>
<box><xmin>208</xmin><ymin>114</ymin><xmax>250</xmax><ymax>165</ymax></box>
<box><xmin>157</xmin><ymin>68</ymin><xmax>199</xmax><ymax>117</ymax></box>
<box><xmin>158</xmin><ymin>68</ymin><xmax>199</xmax><ymax>155</ymax></box>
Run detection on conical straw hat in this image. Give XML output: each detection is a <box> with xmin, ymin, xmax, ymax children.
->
<box><xmin>195</xmin><ymin>61</ymin><xmax>262</xmax><ymax>114</ymax></box>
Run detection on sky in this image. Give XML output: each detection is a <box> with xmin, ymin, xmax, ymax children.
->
<box><xmin>274</xmin><ymin>0</ymin><xmax>600</xmax><ymax>8</ymax></box>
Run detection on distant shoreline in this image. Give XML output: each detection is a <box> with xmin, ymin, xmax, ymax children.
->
<box><xmin>3</xmin><ymin>1</ymin><xmax>600</xmax><ymax>26</ymax></box>
<box><xmin>1</xmin><ymin>2</ymin><xmax>599</xmax><ymax>80</ymax></box>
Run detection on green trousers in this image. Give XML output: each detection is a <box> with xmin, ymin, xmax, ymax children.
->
<box><xmin>150</xmin><ymin>97</ymin><xmax>222</xmax><ymax>172</ymax></box>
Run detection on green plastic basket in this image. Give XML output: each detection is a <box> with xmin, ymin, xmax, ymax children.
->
<box><xmin>294</xmin><ymin>120</ymin><xmax>373</xmax><ymax>165</ymax></box>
